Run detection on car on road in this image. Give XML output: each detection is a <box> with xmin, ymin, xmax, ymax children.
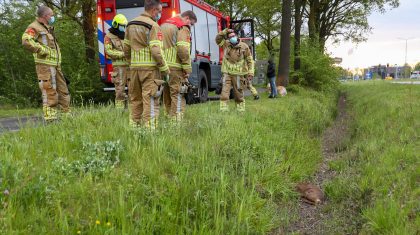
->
<box><xmin>410</xmin><ymin>71</ymin><xmax>420</xmax><ymax>79</ymax></box>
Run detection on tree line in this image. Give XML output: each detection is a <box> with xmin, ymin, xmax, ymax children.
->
<box><xmin>0</xmin><ymin>0</ymin><xmax>400</xmax><ymax>108</ymax></box>
<box><xmin>208</xmin><ymin>0</ymin><xmax>399</xmax><ymax>87</ymax></box>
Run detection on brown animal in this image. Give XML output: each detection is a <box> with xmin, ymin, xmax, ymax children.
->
<box><xmin>296</xmin><ymin>183</ymin><xmax>325</xmax><ymax>205</ymax></box>
<box><xmin>266</xmin><ymin>84</ymin><xmax>288</xmax><ymax>97</ymax></box>
<box><xmin>277</xmin><ymin>86</ymin><xmax>287</xmax><ymax>96</ymax></box>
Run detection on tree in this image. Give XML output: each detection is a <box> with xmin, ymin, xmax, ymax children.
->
<box><xmin>39</xmin><ymin>0</ymin><xmax>97</xmax><ymax>63</ymax></box>
<box><xmin>0</xmin><ymin>0</ymin><xmax>41</xmax><ymax>106</ymax></box>
<box><xmin>277</xmin><ymin>0</ymin><xmax>292</xmax><ymax>86</ymax></box>
<box><xmin>205</xmin><ymin>0</ymin><xmax>281</xmax><ymax>53</ymax></box>
<box><xmin>204</xmin><ymin>0</ymin><xmax>246</xmax><ymax>20</ymax></box>
<box><xmin>293</xmin><ymin>0</ymin><xmax>306</xmax><ymax>83</ymax></box>
<box><xmin>242</xmin><ymin>0</ymin><xmax>281</xmax><ymax>53</ymax></box>
<box><xmin>0</xmin><ymin>0</ymin><xmax>110</xmax><ymax>107</ymax></box>
<box><xmin>403</xmin><ymin>63</ymin><xmax>412</xmax><ymax>78</ymax></box>
<box><xmin>414</xmin><ymin>62</ymin><xmax>420</xmax><ymax>71</ymax></box>
<box><xmin>306</xmin><ymin>0</ymin><xmax>400</xmax><ymax>50</ymax></box>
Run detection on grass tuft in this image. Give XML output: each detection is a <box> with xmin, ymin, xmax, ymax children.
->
<box><xmin>0</xmin><ymin>89</ymin><xmax>336</xmax><ymax>234</ymax></box>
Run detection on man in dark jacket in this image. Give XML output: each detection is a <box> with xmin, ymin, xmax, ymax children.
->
<box><xmin>267</xmin><ymin>59</ymin><xmax>278</xmax><ymax>98</ymax></box>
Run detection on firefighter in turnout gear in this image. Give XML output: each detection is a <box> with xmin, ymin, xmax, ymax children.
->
<box><xmin>22</xmin><ymin>6</ymin><xmax>70</xmax><ymax>122</ymax></box>
<box><xmin>216</xmin><ymin>29</ymin><xmax>255</xmax><ymax>112</ymax></box>
<box><xmin>123</xmin><ymin>0</ymin><xmax>169</xmax><ymax>130</ymax></box>
<box><xmin>105</xmin><ymin>14</ymin><xmax>129</xmax><ymax>110</ymax></box>
<box><xmin>161</xmin><ymin>11</ymin><xmax>197</xmax><ymax>123</ymax></box>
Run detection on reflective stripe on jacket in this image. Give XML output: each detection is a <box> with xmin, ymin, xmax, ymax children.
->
<box><xmin>123</xmin><ymin>12</ymin><xmax>169</xmax><ymax>72</ymax></box>
<box><xmin>161</xmin><ymin>16</ymin><xmax>192</xmax><ymax>73</ymax></box>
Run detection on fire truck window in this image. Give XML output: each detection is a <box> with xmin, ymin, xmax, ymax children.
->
<box><xmin>190</xmin><ymin>22</ymin><xmax>197</xmax><ymax>58</ymax></box>
<box><xmin>179</xmin><ymin>0</ymin><xmax>195</xmax><ymax>58</ymax></box>
<box><xmin>207</xmin><ymin>13</ymin><xmax>219</xmax><ymax>62</ymax></box>
<box><xmin>116</xmin><ymin>0</ymin><xmax>145</xmax><ymax>9</ymax></box>
<box><xmin>179</xmin><ymin>0</ymin><xmax>192</xmax><ymax>12</ymax></box>
<box><xmin>116</xmin><ymin>7</ymin><xmax>145</xmax><ymax>21</ymax></box>
<box><xmin>193</xmin><ymin>6</ymin><xmax>210</xmax><ymax>57</ymax></box>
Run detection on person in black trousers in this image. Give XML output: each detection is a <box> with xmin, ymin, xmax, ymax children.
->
<box><xmin>267</xmin><ymin>59</ymin><xmax>278</xmax><ymax>98</ymax></box>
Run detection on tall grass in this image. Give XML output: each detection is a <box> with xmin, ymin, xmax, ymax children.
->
<box><xmin>0</xmin><ymin>107</ymin><xmax>40</xmax><ymax>119</ymax></box>
<box><xmin>0</xmin><ymin>88</ymin><xmax>336</xmax><ymax>234</ymax></box>
<box><xmin>325</xmin><ymin>81</ymin><xmax>419</xmax><ymax>234</ymax></box>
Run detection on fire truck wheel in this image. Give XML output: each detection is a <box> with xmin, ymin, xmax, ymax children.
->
<box><xmin>198</xmin><ymin>69</ymin><xmax>208</xmax><ymax>103</ymax></box>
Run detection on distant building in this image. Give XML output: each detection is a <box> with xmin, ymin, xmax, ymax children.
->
<box><xmin>364</xmin><ymin>64</ymin><xmax>409</xmax><ymax>79</ymax></box>
<box><xmin>255</xmin><ymin>60</ymin><xmax>269</xmax><ymax>84</ymax></box>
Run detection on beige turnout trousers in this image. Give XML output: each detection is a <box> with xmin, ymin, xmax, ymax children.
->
<box><xmin>163</xmin><ymin>70</ymin><xmax>186</xmax><ymax>121</ymax></box>
<box><xmin>220</xmin><ymin>74</ymin><xmax>246</xmax><ymax>112</ymax></box>
<box><xmin>111</xmin><ymin>66</ymin><xmax>128</xmax><ymax>109</ymax></box>
<box><xmin>129</xmin><ymin>69</ymin><xmax>164</xmax><ymax>130</ymax></box>
<box><xmin>36</xmin><ymin>64</ymin><xmax>70</xmax><ymax>121</ymax></box>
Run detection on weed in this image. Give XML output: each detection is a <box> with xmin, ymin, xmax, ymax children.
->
<box><xmin>0</xmin><ymin>89</ymin><xmax>336</xmax><ymax>234</ymax></box>
<box><xmin>324</xmin><ymin>81</ymin><xmax>419</xmax><ymax>234</ymax></box>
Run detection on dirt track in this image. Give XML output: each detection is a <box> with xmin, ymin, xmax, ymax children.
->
<box><xmin>286</xmin><ymin>93</ymin><xmax>351</xmax><ymax>234</ymax></box>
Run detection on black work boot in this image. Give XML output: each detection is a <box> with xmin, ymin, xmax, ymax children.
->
<box><xmin>254</xmin><ymin>95</ymin><xmax>260</xmax><ymax>100</ymax></box>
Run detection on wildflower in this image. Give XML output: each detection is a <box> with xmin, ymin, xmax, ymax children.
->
<box><xmin>106</xmin><ymin>222</ymin><xmax>111</xmax><ymax>226</ymax></box>
<box><xmin>3</xmin><ymin>189</ymin><xmax>9</xmax><ymax>196</ymax></box>
<box><xmin>77</xmin><ymin>231</ymin><xmax>81</xmax><ymax>234</ymax></box>
<box><xmin>95</xmin><ymin>220</ymin><xmax>100</xmax><ymax>225</ymax></box>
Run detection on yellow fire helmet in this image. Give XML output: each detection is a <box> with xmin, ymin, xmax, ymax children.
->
<box><xmin>112</xmin><ymin>14</ymin><xmax>128</xmax><ymax>28</ymax></box>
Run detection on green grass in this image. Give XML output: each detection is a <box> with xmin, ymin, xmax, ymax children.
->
<box><xmin>0</xmin><ymin>106</ymin><xmax>41</xmax><ymax>118</ymax></box>
<box><xmin>0</xmin><ymin>88</ymin><xmax>337</xmax><ymax>234</ymax></box>
<box><xmin>324</xmin><ymin>81</ymin><xmax>419</xmax><ymax>234</ymax></box>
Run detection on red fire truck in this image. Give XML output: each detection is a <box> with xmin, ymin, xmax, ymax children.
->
<box><xmin>97</xmin><ymin>0</ymin><xmax>254</xmax><ymax>103</ymax></box>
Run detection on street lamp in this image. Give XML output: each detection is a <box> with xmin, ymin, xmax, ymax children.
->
<box><xmin>395</xmin><ymin>64</ymin><xmax>398</xmax><ymax>79</ymax></box>
<box><xmin>397</xmin><ymin>37</ymin><xmax>415</xmax><ymax>78</ymax></box>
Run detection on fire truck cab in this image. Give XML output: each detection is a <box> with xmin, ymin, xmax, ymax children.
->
<box><xmin>97</xmin><ymin>0</ymin><xmax>236</xmax><ymax>103</ymax></box>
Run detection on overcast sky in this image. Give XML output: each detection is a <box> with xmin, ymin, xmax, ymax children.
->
<box><xmin>327</xmin><ymin>0</ymin><xmax>420</xmax><ymax>69</ymax></box>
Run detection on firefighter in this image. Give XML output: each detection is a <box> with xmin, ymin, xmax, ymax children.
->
<box><xmin>105</xmin><ymin>14</ymin><xmax>129</xmax><ymax>110</ymax></box>
<box><xmin>216</xmin><ymin>29</ymin><xmax>254</xmax><ymax>112</ymax></box>
<box><xmin>123</xmin><ymin>0</ymin><xmax>169</xmax><ymax>130</ymax></box>
<box><xmin>22</xmin><ymin>6</ymin><xmax>70</xmax><ymax>122</ymax></box>
<box><xmin>161</xmin><ymin>10</ymin><xmax>197</xmax><ymax>123</ymax></box>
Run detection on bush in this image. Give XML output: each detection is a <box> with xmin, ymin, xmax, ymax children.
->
<box><xmin>0</xmin><ymin>2</ymin><xmax>113</xmax><ymax>108</ymax></box>
<box><xmin>53</xmin><ymin>140</ymin><xmax>123</xmax><ymax>177</ymax></box>
<box><xmin>293</xmin><ymin>40</ymin><xmax>340</xmax><ymax>92</ymax></box>
<box><xmin>255</xmin><ymin>38</ymin><xmax>340</xmax><ymax>92</ymax></box>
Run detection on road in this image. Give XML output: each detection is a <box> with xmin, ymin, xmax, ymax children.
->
<box><xmin>0</xmin><ymin>116</ymin><xmax>43</xmax><ymax>134</ymax></box>
<box><xmin>391</xmin><ymin>81</ymin><xmax>420</xmax><ymax>85</ymax></box>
